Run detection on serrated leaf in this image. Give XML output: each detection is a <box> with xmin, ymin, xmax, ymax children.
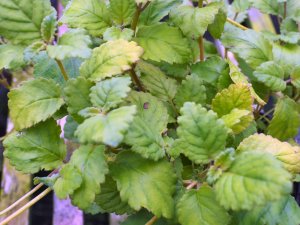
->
<box><xmin>208</xmin><ymin>7</ymin><xmax>227</xmax><ymax>39</ymax></box>
<box><xmin>41</xmin><ymin>9</ymin><xmax>57</xmax><ymax>42</ymax></box>
<box><xmin>75</xmin><ymin>106</ymin><xmax>136</xmax><ymax>147</ymax></box>
<box><xmin>249</xmin><ymin>0</ymin><xmax>283</xmax><ymax>15</ymax></box>
<box><xmin>110</xmin><ymin>151</ymin><xmax>176</xmax><ymax>218</ymax></box>
<box><xmin>134</xmin><ymin>23</ymin><xmax>191</xmax><ymax>64</ymax></box>
<box><xmin>0</xmin><ymin>44</ymin><xmax>25</xmax><ymax>70</ymax></box>
<box><xmin>232</xmin><ymin>0</ymin><xmax>251</xmax><ymax>12</ymax></box>
<box><xmin>60</xmin><ymin>0</ymin><xmax>111</xmax><ymax>36</ymax></box>
<box><xmin>291</xmin><ymin>66</ymin><xmax>300</xmax><ymax>89</ymax></box>
<box><xmin>221</xmin><ymin>109</ymin><xmax>253</xmax><ymax>134</ymax></box>
<box><xmin>237</xmin><ymin>133</ymin><xmax>300</xmax><ymax>174</ymax></box>
<box><xmin>109</xmin><ymin>0</ymin><xmax>136</xmax><ymax>25</ymax></box>
<box><xmin>80</xmin><ymin>40</ymin><xmax>143</xmax><ymax>81</ymax></box>
<box><xmin>47</xmin><ymin>29</ymin><xmax>91</xmax><ymax>60</ymax></box>
<box><xmin>170</xmin><ymin>2</ymin><xmax>224</xmax><ymax>38</ymax></box>
<box><xmin>24</xmin><ymin>41</ymin><xmax>46</xmax><ymax>63</ymax></box>
<box><xmin>0</xmin><ymin>0</ymin><xmax>53</xmax><ymax>44</ymax></box>
<box><xmin>3</xmin><ymin>119</ymin><xmax>66</xmax><ymax>173</ymax></box>
<box><xmin>174</xmin><ymin>102</ymin><xmax>228</xmax><ymax>164</ymax></box>
<box><xmin>212</xmin><ymin>84</ymin><xmax>253</xmax><ymax>117</ymax></box>
<box><xmin>70</xmin><ymin>145</ymin><xmax>109</xmax><ymax>209</ymax></box>
<box><xmin>63</xmin><ymin>116</ymin><xmax>79</xmax><ymax>142</ymax></box>
<box><xmin>53</xmin><ymin>164</ymin><xmax>82</xmax><ymax>199</ymax></box>
<box><xmin>8</xmin><ymin>78</ymin><xmax>64</xmax><ymax>130</ymax></box>
<box><xmin>215</xmin><ymin>151</ymin><xmax>292</xmax><ymax>210</ymax></box>
<box><xmin>286</xmin><ymin>0</ymin><xmax>300</xmax><ymax>22</ymax></box>
<box><xmin>177</xmin><ymin>186</ymin><xmax>230</xmax><ymax>225</ymax></box>
<box><xmin>90</xmin><ymin>77</ymin><xmax>131</xmax><ymax>112</ymax></box>
<box><xmin>253</xmin><ymin>61</ymin><xmax>286</xmax><ymax>91</ymax></box>
<box><xmin>103</xmin><ymin>27</ymin><xmax>134</xmax><ymax>41</ymax></box>
<box><xmin>268</xmin><ymin>96</ymin><xmax>300</xmax><ymax>140</ymax></box>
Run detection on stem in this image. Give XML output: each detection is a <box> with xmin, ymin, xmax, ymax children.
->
<box><xmin>129</xmin><ymin>68</ymin><xmax>145</xmax><ymax>91</ymax></box>
<box><xmin>55</xmin><ymin>59</ymin><xmax>69</xmax><ymax>81</ymax></box>
<box><xmin>0</xmin><ymin>72</ymin><xmax>10</xmax><ymax>89</ymax></box>
<box><xmin>131</xmin><ymin>2</ymin><xmax>150</xmax><ymax>34</ymax></box>
<box><xmin>198</xmin><ymin>0</ymin><xmax>203</xmax><ymax>7</ymax></box>
<box><xmin>226</xmin><ymin>18</ymin><xmax>248</xmax><ymax>30</ymax></box>
<box><xmin>145</xmin><ymin>216</ymin><xmax>158</xmax><ymax>225</ymax></box>
<box><xmin>0</xmin><ymin>188</ymin><xmax>52</xmax><ymax>225</ymax></box>
<box><xmin>186</xmin><ymin>181</ymin><xmax>198</xmax><ymax>190</ymax></box>
<box><xmin>198</xmin><ymin>0</ymin><xmax>205</xmax><ymax>61</ymax></box>
<box><xmin>283</xmin><ymin>2</ymin><xmax>287</xmax><ymax>19</ymax></box>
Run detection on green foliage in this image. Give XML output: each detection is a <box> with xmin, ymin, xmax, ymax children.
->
<box><xmin>0</xmin><ymin>44</ymin><xmax>25</xmax><ymax>69</ymax></box>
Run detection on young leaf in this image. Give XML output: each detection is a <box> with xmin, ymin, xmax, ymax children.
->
<box><xmin>75</xmin><ymin>106</ymin><xmax>136</xmax><ymax>147</ymax></box>
<box><xmin>215</xmin><ymin>151</ymin><xmax>292</xmax><ymax>210</ymax></box>
<box><xmin>237</xmin><ymin>133</ymin><xmax>300</xmax><ymax>174</ymax></box>
<box><xmin>291</xmin><ymin>66</ymin><xmax>300</xmax><ymax>89</ymax></box>
<box><xmin>3</xmin><ymin>119</ymin><xmax>66</xmax><ymax>173</ymax></box>
<box><xmin>8</xmin><ymin>78</ymin><xmax>64</xmax><ymax>130</ymax></box>
<box><xmin>0</xmin><ymin>44</ymin><xmax>25</xmax><ymax>70</ymax></box>
<box><xmin>47</xmin><ymin>29</ymin><xmax>91</xmax><ymax>60</ymax></box>
<box><xmin>90</xmin><ymin>77</ymin><xmax>131</xmax><ymax>112</ymax></box>
<box><xmin>221</xmin><ymin>109</ymin><xmax>253</xmax><ymax>134</ymax></box>
<box><xmin>109</xmin><ymin>0</ymin><xmax>136</xmax><ymax>26</ymax></box>
<box><xmin>60</xmin><ymin>0</ymin><xmax>111</xmax><ymax>36</ymax></box>
<box><xmin>24</xmin><ymin>41</ymin><xmax>46</xmax><ymax>63</ymax></box>
<box><xmin>103</xmin><ymin>27</ymin><xmax>134</xmax><ymax>41</ymax></box>
<box><xmin>80</xmin><ymin>40</ymin><xmax>143</xmax><ymax>81</ymax></box>
<box><xmin>249</xmin><ymin>0</ymin><xmax>282</xmax><ymax>15</ymax></box>
<box><xmin>268</xmin><ymin>97</ymin><xmax>300</xmax><ymax>141</ymax></box>
<box><xmin>41</xmin><ymin>9</ymin><xmax>57</xmax><ymax>43</ymax></box>
<box><xmin>177</xmin><ymin>186</ymin><xmax>230</xmax><ymax>225</ymax></box>
<box><xmin>110</xmin><ymin>151</ymin><xmax>176</xmax><ymax>218</ymax></box>
<box><xmin>134</xmin><ymin>23</ymin><xmax>191</xmax><ymax>64</ymax></box>
<box><xmin>207</xmin><ymin>7</ymin><xmax>227</xmax><ymax>39</ymax></box>
<box><xmin>173</xmin><ymin>102</ymin><xmax>228</xmax><ymax>164</ymax></box>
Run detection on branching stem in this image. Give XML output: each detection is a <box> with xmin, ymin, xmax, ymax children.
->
<box><xmin>129</xmin><ymin>68</ymin><xmax>145</xmax><ymax>91</ymax></box>
<box><xmin>131</xmin><ymin>1</ymin><xmax>150</xmax><ymax>34</ymax></box>
<box><xmin>55</xmin><ymin>59</ymin><xmax>69</xmax><ymax>81</ymax></box>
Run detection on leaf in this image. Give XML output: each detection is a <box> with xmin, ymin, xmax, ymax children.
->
<box><xmin>177</xmin><ymin>186</ymin><xmax>230</xmax><ymax>225</ymax></box>
<box><xmin>24</xmin><ymin>41</ymin><xmax>46</xmax><ymax>63</ymax></box>
<box><xmin>170</xmin><ymin>2</ymin><xmax>224</xmax><ymax>38</ymax></box>
<box><xmin>222</xmin><ymin>27</ymin><xmax>273</xmax><ymax>68</ymax></box>
<box><xmin>0</xmin><ymin>44</ymin><xmax>25</xmax><ymax>70</ymax></box>
<box><xmin>109</xmin><ymin>0</ymin><xmax>136</xmax><ymax>25</ymax></box>
<box><xmin>286</xmin><ymin>0</ymin><xmax>300</xmax><ymax>22</ymax></box>
<box><xmin>63</xmin><ymin>116</ymin><xmax>79</xmax><ymax>142</ymax></box>
<box><xmin>253</xmin><ymin>61</ymin><xmax>286</xmax><ymax>91</ymax></box>
<box><xmin>103</xmin><ymin>27</ymin><xmax>134</xmax><ymax>41</ymax></box>
<box><xmin>232</xmin><ymin>0</ymin><xmax>251</xmax><ymax>12</ymax></box>
<box><xmin>249</xmin><ymin>0</ymin><xmax>283</xmax><ymax>15</ymax></box>
<box><xmin>134</xmin><ymin>23</ymin><xmax>191</xmax><ymax>64</ymax></box>
<box><xmin>291</xmin><ymin>66</ymin><xmax>300</xmax><ymax>89</ymax></box>
<box><xmin>3</xmin><ymin>119</ymin><xmax>66</xmax><ymax>173</ymax></box>
<box><xmin>268</xmin><ymin>96</ymin><xmax>300</xmax><ymax>140</ymax></box>
<box><xmin>138</xmin><ymin>61</ymin><xmax>178</xmax><ymax>102</ymax></box>
<box><xmin>53</xmin><ymin>164</ymin><xmax>82</xmax><ymax>199</ymax></box>
<box><xmin>207</xmin><ymin>7</ymin><xmax>227</xmax><ymax>39</ymax></box>
<box><xmin>41</xmin><ymin>9</ymin><xmax>57</xmax><ymax>42</ymax></box>
<box><xmin>174</xmin><ymin>102</ymin><xmax>228</xmax><ymax>164</ymax></box>
<box><xmin>70</xmin><ymin>145</ymin><xmax>109</xmax><ymax>209</ymax></box>
<box><xmin>212</xmin><ymin>84</ymin><xmax>253</xmax><ymax>117</ymax></box>
<box><xmin>90</xmin><ymin>76</ymin><xmax>131</xmax><ymax>112</ymax></box>
<box><xmin>47</xmin><ymin>29</ymin><xmax>91</xmax><ymax>60</ymax></box>
<box><xmin>80</xmin><ymin>40</ymin><xmax>143</xmax><ymax>81</ymax></box>
<box><xmin>60</xmin><ymin>0</ymin><xmax>111</xmax><ymax>36</ymax></box>
<box><xmin>174</xmin><ymin>74</ymin><xmax>206</xmax><ymax>108</ymax></box>
<box><xmin>75</xmin><ymin>106</ymin><xmax>136</xmax><ymax>147</ymax></box>
<box><xmin>110</xmin><ymin>151</ymin><xmax>176</xmax><ymax>218</ymax></box>
<box><xmin>237</xmin><ymin>133</ymin><xmax>300</xmax><ymax>174</ymax></box>
<box><xmin>64</xmin><ymin>77</ymin><xmax>93</xmax><ymax>121</ymax></box>
<box><xmin>0</xmin><ymin>0</ymin><xmax>53</xmax><ymax>44</ymax></box>
<box><xmin>215</xmin><ymin>151</ymin><xmax>292</xmax><ymax>210</ymax></box>
<box><xmin>221</xmin><ymin>109</ymin><xmax>253</xmax><ymax>134</ymax></box>
<box><xmin>138</xmin><ymin>0</ymin><xmax>181</xmax><ymax>26</ymax></box>
<box><xmin>8</xmin><ymin>78</ymin><xmax>64</xmax><ymax>130</ymax></box>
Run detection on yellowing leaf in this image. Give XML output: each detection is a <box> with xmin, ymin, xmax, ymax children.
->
<box><xmin>221</xmin><ymin>109</ymin><xmax>253</xmax><ymax>134</ymax></box>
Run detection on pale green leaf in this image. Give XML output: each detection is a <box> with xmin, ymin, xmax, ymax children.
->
<box><xmin>24</xmin><ymin>41</ymin><xmax>46</xmax><ymax>63</ymax></box>
<box><xmin>60</xmin><ymin>0</ymin><xmax>111</xmax><ymax>36</ymax></box>
<box><xmin>268</xmin><ymin>96</ymin><xmax>300</xmax><ymax>140</ymax></box>
<box><xmin>3</xmin><ymin>119</ymin><xmax>66</xmax><ymax>173</ymax></box>
<box><xmin>177</xmin><ymin>186</ymin><xmax>230</xmax><ymax>225</ymax></box>
<box><xmin>232</xmin><ymin>0</ymin><xmax>251</xmax><ymax>12</ymax></box>
<box><xmin>0</xmin><ymin>44</ymin><xmax>25</xmax><ymax>70</ymax></box>
<box><xmin>75</xmin><ymin>106</ymin><xmax>136</xmax><ymax>147</ymax></box>
<box><xmin>215</xmin><ymin>151</ymin><xmax>292</xmax><ymax>210</ymax></box>
<box><xmin>109</xmin><ymin>0</ymin><xmax>136</xmax><ymax>25</ymax></box>
<box><xmin>291</xmin><ymin>66</ymin><xmax>300</xmax><ymax>89</ymax></box>
<box><xmin>221</xmin><ymin>109</ymin><xmax>253</xmax><ymax>134</ymax></box>
<box><xmin>63</xmin><ymin>116</ymin><xmax>79</xmax><ymax>142</ymax></box>
<box><xmin>286</xmin><ymin>0</ymin><xmax>300</xmax><ymax>22</ymax></box>
<box><xmin>90</xmin><ymin>77</ymin><xmax>131</xmax><ymax>112</ymax></box>
<box><xmin>103</xmin><ymin>27</ymin><xmax>134</xmax><ymax>41</ymax></box>
<box><xmin>41</xmin><ymin>9</ymin><xmax>57</xmax><ymax>42</ymax></box>
<box><xmin>8</xmin><ymin>78</ymin><xmax>64</xmax><ymax>130</ymax></box>
<box><xmin>110</xmin><ymin>151</ymin><xmax>176</xmax><ymax>218</ymax></box>
<box><xmin>134</xmin><ymin>23</ymin><xmax>191</xmax><ymax>64</ymax></box>
<box><xmin>80</xmin><ymin>40</ymin><xmax>143</xmax><ymax>81</ymax></box>
<box><xmin>249</xmin><ymin>0</ymin><xmax>283</xmax><ymax>15</ymax></box>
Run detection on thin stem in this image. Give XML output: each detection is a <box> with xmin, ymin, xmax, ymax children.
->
<box><xmin>145</xmin><ymin>216</ymin><xmax>158</xmax><ymax>225</ymax></box>
<box><xmin>55</xmin><ymin>59</ymin><xmax>69</xmax><ymax>81</ymax></box>
<box><xmin>186</xmin><ymin>181</ymin><xmax>198</xmax><ymax>190</ymax></box>
<box><xmin>226</xmin><ymin>18</ymin><xmax>248</xmax><ymax>30</ymax></box>
<box><xmin>283</xmin><ymin>2</ymin><xmax>287</xmax><ymax>19</ymax></box>
<box><xmin>129</xmin><ymin>68</ymin><xmax>145</xmax><ymax>91</ymax></box>
<box><xmin>131</xmin><ymin>2</ymin><xmax>150</xmax><ymax>34</ymax></box>
<box><xmin>0</xmin><ymin>188</ymin><xmax>52</xmax><ymax>225</ymax></box>
<box><xmin>198</xmin><ymin>0</ymin><xmax>205</xmax><ymax>61</ymax></box>
<box><xmin>198</xmin><ymin>0</ymin><xmax>203</xmax><ymax>7</ymax></box>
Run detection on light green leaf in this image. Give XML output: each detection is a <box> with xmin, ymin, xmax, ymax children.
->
<box><xmin>170</xmin><ymin>2</ymin><xmax>224</xmax><ymax>38</ymax></box>
<box><xmin>177</xmin><ymin>186</ymin><xmax>230</xmax><ymax>225</ymax></box>
<box><xmin>221</xmin><ymin>109</ymin><xmax>253</xmax><ymax>134</ymax></box>
<box><xmin>75</xmin><ymin>106</ymin><xmax>136</xmax><ymax>147</ymax></box>
<box><xmin>70</xmin><ymin>145</ymin><xmax>109</xmax><ymax>209</ymax></box>
<box><xmin>47</xmin><ymin>29</ymin><xmax>91</xmax><ymax>60</ymax></box>
<box><xmin>8</xmin><ymin>78</ymin><xmax>64</xmax><ymax>130</ymax></box>
<box><xmin>134</xmin><ymin>23</ymin><xmax>191</xmax><ymax>64</ymax></box>
<box><xmin>0</xmin><ymin>44</ymin><xmax>25</xmax><ymax>70</ymax></box>
<box><xmin>63</xmin><ymin>116</ymin><xmax>79</xmax><ymax>142</ymax></box>
<box><xmin>110</xmin><ymin>151</ymin><xmax>176</xmax><ymax>218</ymax></box>
<box><xmin>41</xmin><ymin>9</ymin><xmax>57</xmax><ymax>42</ymax></box>
<box><xmin>291</xmin><ymin>66</ymin><xmax>300</xmax><ymax>89</ymax></box>
<box><xmin>286</xmin><ymin>0</ymin><xmax>300</xmax><ymax>22</ymax></box>
<box><xmin>80</xmin><ymin>40</ymin><xmax>143</xmax><ymax>81</ymax></box>
<box><xmin>0</xmin><ymin>0</ymin><xmax>53</xmax><ymax>44</ymax></box>
<box><xmin>53</xmin><ymin>164</ymin><xmax>82</xmax><ymax>199</ymax></box>
<box><xmin>103</xmin><ymin>27</ymin><xmax>134</xmax><ymax>41</ymax></box>
<box><xmin>90</xmin><ymin>77</ymin><xmax>131</xmax><ymax>112</ymax></box>
<box><xmin>215</xmin><ymin>151</ymin><xmax>292</xmax><ymax>210</ymax></box>
<box><xmin>3</xmin><ymin>119</ymin><xmax>66</xmax><ymax>173</ymax></box>
<box><xmin>60</xmin><ymin>0</ymin><xmax>111</xmax><ymax>36</ymax></box>
<box><xmin>174</xmin><ymin>102</ymin><xmax>228</xmax><ymax>164</ymax></box>
<box><xmin>212</xmin><ymin>83</ymin><xmax>253</xmax><ymax>117</ymax></box>
<box><xmin>109</xmin><ymin>0</ymin><xmax>136</xmax><ymax>25</ymax></box>
<box><xmin>232</xmin><ymin>0</ymin><xmax>251</xmax><ymax>12</ymax></box>
<box><xmin>268</xmin><ymin>96</ymin><xmax>300</xmax><ymax>140</ymax></box>
<box><xmin>249</xmin><ymin>0</ymin><xmax>283</xmax><ymax>15</ymax></box>
<box><xmin>253</xmin><ymin>61</ymin><xmax>286</xmax><ymax>91</ymax></box>
<box><xmin>24</xmin><ymin>41</ymin><xmax>46</xmax><ymax>63</ymax></box>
